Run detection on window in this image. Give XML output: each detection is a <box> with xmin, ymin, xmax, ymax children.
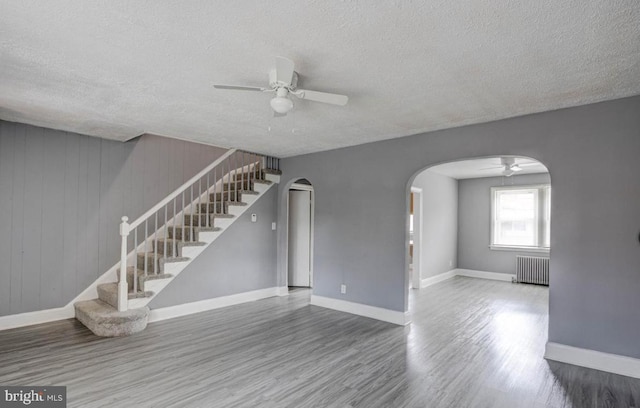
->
<box><xmin>491</xmin><ymin>184</ymin><xmax>550</xmax><ymax>251</ymax></box>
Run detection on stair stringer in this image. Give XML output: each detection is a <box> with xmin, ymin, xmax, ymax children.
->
<box><xmin>128</xmin><ymin>175</ymin><xmax>279</xmax><ymax>308</ymax></box>
<box><xmin>69</xmin><ymin>173</ymin><xmax>279</xmax><ymax>311</ymax></box>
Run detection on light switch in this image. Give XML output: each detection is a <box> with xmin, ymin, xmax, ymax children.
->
<box><xmin>271</xmin><ymin>222</ymin><xmax>277</xmax><ymax>230</ymax></box>
<box><xmin>251</xmin><ymin>214</ymin><xmax>257</xmax><ymax>223</ymax></box>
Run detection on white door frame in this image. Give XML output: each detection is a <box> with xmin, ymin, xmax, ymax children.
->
<box><xmin>287</xmin><ymin>182</ymin><xmax>314</xmax><ymax>288</ymax></box>
<box><xmin>410</xmin><ymin>187</ymin><xmax>422</xmax><ymax>289</ymax></box>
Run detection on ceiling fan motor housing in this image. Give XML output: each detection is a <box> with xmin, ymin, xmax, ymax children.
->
<box><xmin>269</xmin><ymin>70</ymin><xmax>297</xmax><ymax>114</ymax></box>
<box><xmin>269</xmin><ymin>70</ymin><xmax>298</xmax><ymax>89</ymax></box>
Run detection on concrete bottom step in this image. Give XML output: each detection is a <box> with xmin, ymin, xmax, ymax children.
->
<box><xmin>74</xmin><ymin>299</ymin><xmax>149</xmax><ymax>337</ymax></box>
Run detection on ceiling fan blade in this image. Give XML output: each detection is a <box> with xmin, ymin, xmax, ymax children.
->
<box><xmin>213</xmin><ymin>85</ymin><xmax>266</xmax><ymax>91</ymax></box>
<box><xmin>275</xmin><ymin>56</ymin><xmax>295</xmax><ymax>85</ymax></box>
<box><xmin>297</xmin><ymin>89</ymin><xmax>348</xmax><ymax>106</ymax></box>
<box><xmin>479</xmin><ymin>166</ymin><xmax>503</xmax><ymax>170</ymax></box>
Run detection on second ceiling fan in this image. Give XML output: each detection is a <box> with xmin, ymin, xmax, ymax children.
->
<box><xmin>482</xmin><ymin>157</ymin><xmax>539</xmax><ymax>177</ymax></box>
<box><xmin>213</xmin><ymin>56</ymin><xmax>349</xmax><ymax>116</ymax></box>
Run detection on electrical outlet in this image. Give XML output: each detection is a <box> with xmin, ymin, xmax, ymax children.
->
<box><xmin>340</xmin><ymin>284</ymin><xmax>347</xmax><ymax>294</ymax></box>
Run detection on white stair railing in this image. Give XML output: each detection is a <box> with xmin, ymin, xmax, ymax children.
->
<box><xmin>116</xmin><ymin>149</ymin><xmax>280</xmax><ymax>311</ymax></box>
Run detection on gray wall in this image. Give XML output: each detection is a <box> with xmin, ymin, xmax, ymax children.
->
<box><xmin>278</xmin><ymin>95</ymin><xmax>640</xmax><ymax>359</ymax></box>
<box><xmin>458</xmin><ymin>173</ymin><xmax>550</xmax><ymax>274</ymax></box>
<box><xmin>0</xmin><ymin>121</ymin><xmax>227</xmax><ymax>316</ymax></box>
<box><xmin>150</xmin><ymin>187</ymin><xmax>278</xmax><ymax>307</ymax></box>
<box><xmin>412</xmin><ymin>170</ymin><xmax>458</xmax><ymax>280</ymax></box>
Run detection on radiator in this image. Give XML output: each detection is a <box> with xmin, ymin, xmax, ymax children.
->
<box><xmin>516</xmin><ymin>256</ymin><xmax>549</xmax><ymax>286</ymax></box>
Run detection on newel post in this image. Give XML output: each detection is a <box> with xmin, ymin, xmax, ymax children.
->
<box><xmin>118</xmin><ymin>216</ymin><xmax>130</xmax><ymax>312</ymax></box>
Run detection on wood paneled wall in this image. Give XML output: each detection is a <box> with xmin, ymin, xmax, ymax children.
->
<box><xmin>0</xmin><ymin>121</ymin><xmax>227</xmax><ymax>316</ymax></box>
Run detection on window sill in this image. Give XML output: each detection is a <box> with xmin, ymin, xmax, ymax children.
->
<box><xmin>489</xmin><ymin>245</ymin><xmax>550</xmax><ymax>254</ymax></box>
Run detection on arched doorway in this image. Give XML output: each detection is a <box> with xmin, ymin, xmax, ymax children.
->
<box><xmin>407</xmin><ymin>155</ymin><xmax>551</xmax><ymax>296</ymax></box>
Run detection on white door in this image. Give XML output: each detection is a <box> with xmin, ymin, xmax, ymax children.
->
<box><xmin>410</xmin><ymin>188</ymin><xmax>422</xmax><ymax>290</ymax></box>
<box><xmin>288</xmin><ymin>190</ymin><xmax>312</xmax><ymax>287</ymax></box>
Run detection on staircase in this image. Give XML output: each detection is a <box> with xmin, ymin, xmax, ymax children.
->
<box><xmin>74</xmin><ymin>149</ymin><xmax>281</xmax><ymax>336</ymax></box>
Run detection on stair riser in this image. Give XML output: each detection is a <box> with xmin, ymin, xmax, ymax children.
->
<box><xmin>120</xmin><ymin>272</ymin><xmax>134</xmax><ymax>292</ymax></box>
<box><xmin>222</xmin><ymin>180</ymin><xmax>253</xmax><ymax>191</ymax></box>
<box><xmin>97</xmin><ymin>285</ymin><xmax>152</xmax><ymax>308</ymax></box>
<box><xmin>117</xmin><ymin>267</ymin><xmax>154</xmax><ymax>292</ymax></box>
<box><xmin>121</xmin><ymin>270</ymin><xmax>172</xmax><ymax>293</ymax></box>
<box><xmin>209</xmin><ymin>191</ymin><xmax>242</xmax><ymax>202</ymax></box>
<box><xmin>167</xmin><ymin>226</ymin><xmax>199</xmax><ymax>241</ymax></box>
<box><xmin>124</xmin><ymin>270</ymin><xmax>145</xmax><ymax>292</ymax></box>
<box><xmin>97</xmin><ymin>285</ymin><xmax>118</xmax><ymax>309</ymax></box>
<box><xmin>137</xmin><ymin>254</ymin><xmax>161</xmax><ymax>274</ymax></box>
<box><xmin>232</xmin><ymin>171</ymin><xmax>264</xmax><ymax>181</ymax></box>
<box><xmin>136</xmin><ymin>253</ymin><xmax>190</xmax><ymax>275</ymax></box>
<box><xmin>153</xmin><ymin>240</ymin><xmax>182</xmax><ymax>257</ymax></box>
<box><xmin>183</xmin><ymin>214</ymin><xmax>214</xmax><ymax>227</ymax></box>
<box><xmin>198</xmin><ymin>202</ymin><xmax>228</xmax><ymax>214</ymax></box>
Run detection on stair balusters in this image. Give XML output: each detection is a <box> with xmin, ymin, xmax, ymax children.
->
<box><xmin>116</xmin><ymin>150</ymin><xmax>280</xmax><ymax>311</ymax></box>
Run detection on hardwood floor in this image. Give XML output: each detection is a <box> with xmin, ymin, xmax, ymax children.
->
<box><xmin>1</xmin><ymin>277</ymin><xmax>639</xmax><ymax>407</ymax></box>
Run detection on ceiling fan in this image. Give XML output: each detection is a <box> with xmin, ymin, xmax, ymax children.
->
<box><xmin>481</xmin><ymin>157</ymin><xmax>538</xmax><ymax>177</ymax></box>
<box><xmin>213</xmin><ymin>56</ymin><xmax>348</xmax><ymax>116</ymax></box>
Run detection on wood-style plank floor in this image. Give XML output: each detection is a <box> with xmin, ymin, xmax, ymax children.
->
<box><xmin>1</xmin><ymin>277</ymin><xmax>639</xmax><ymax>407</ymax></box>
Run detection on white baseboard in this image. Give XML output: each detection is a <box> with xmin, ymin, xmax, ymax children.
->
<box><xmin>310</xmin><ymin>295</ymin><xmax>410</xmax><ymax>326</ymax></box>
<box><xmin>0</xmin><ymin>286</ymin><xmax>282</xmax><ymax>331</ymax></box>
<box><xmin>0</xmin><ymin>268</ymin><xmax>515</xmax><ymax>332</ymax></box>
<box><xmin>0</xmin><ymin>306</ymin><xmax>74</xmax><ymax>331</ymax></box>
<box><xmin>148</xmin><ymin>287</ymin><xmax>279</xmax><ymax>323</ymax></box>
<box><xmin>421</xmin><ymin>270</ymin><xmax>457</xmax><ymax>288</ymax></box>
<box><xmin>545</xmin><ymin>342</ymin><xmax>640</xmax><ymax>379</ymax></box>
<box><xmin>418</xmin><ymin>268</ymin><xmax>514</xmax><ymax>289</ymax></box>
<box><xmin>455</xmin><ymin>268</ymin><xmax>515</xmax><ymax>282</ymax></box>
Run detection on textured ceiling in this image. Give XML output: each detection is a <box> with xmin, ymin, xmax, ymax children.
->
<box><xmin>428</xmin><ymin>157</ymin><xmax>547</xmax><ymax>180</ymax></box>
<box><xmin>1</xmin><ymin>1</ymin><xmax>639</xmax><ymax>157</ymax></box>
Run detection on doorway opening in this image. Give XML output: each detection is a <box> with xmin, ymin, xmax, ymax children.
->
<box><xmin>406</xmin><ymin>155</ymin><xmax>553</xmax><ymax>377</ymax></box>
<box><xmin>409</xmin><ymin>187</ymin><xmax>422</xmax><ymax>289</ymax></box>
<box><xmin>407</xmin><ymin>155</ymin><xmax>551</xmax><ymax>296</ymax></box>
<box><xmin>288</xmin><ymin>178</ymin><xmax>314</xmax><ymax>288</ymax></box>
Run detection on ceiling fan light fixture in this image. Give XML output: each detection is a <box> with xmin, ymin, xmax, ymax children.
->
<box><xmin>213</xmin><ymin>56</ymin><xmax>348</xmax><ymax>116</ymax></box>
<box><xmin>270</xmin><ymin>96</ymin><xmax>293</xmax><ymax>114</ymax></box>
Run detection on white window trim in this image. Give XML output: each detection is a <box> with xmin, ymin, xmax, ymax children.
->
<box><xmin>490</xmin><ymin>184</ymin><xmax>551</xmax><ymax>252</ymax></box>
